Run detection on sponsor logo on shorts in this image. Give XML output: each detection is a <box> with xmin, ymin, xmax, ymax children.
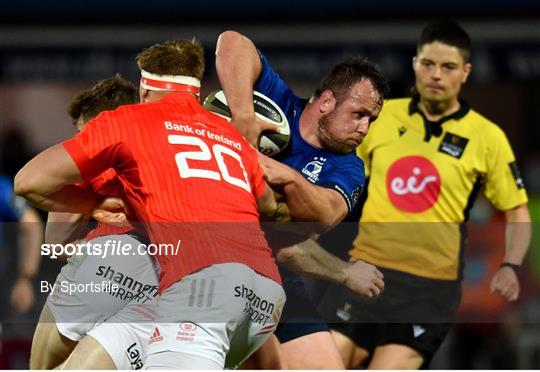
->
<box><xmin>149</xmin><ymin>327</ymin><xmax>163</xmax><ymax>344</ymax></box>
<box><xmin>176</xmin><ymin>322</ymin><xmax>197</xmax><ymax>342</ymax></box>
<box><xmin>96</xmin><ymin>265</ymin><xmax>158</xmax><ymax>303</ymax></box>
<box><xmin>234</xmin><ymin>284</ymin><xmax>276</xmax><ymax>326</ymax></box>
<box><xmin>126</xmin><ymin>342</ymin><xmax>143</xmax><ymax>369</ymax></box>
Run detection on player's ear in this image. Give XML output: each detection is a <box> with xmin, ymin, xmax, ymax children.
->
<box><xmin>319</xmin><ymin>90</ymin><xmax>336</xmax><ymax>115</ymax></box>
<box><xmin>139</xmin><ymin>87</ymin><xmax>149</xmax><ymax>103</ymax></box>
<box><xmin>412</xmin><ymin>56</ymin><xmax>418</xmax><ymax>72</ymax></box>
<box><xmin>462</xmin><ymin>62</ymin><xmax>472</xmax><ymax>84</ymax></box>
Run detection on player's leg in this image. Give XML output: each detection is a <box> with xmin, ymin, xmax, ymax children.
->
<box><xmin>59</xmin><ymin>320</ymin><xmax>153</xmax><ymax>370</ymax></box>
<box><xmin>318</xmin><ymin>283</ymin><xmax>380</xmax><ymax>369</ymax></box>
<box><xmin>281</xmin><ymin>330</ymin><xmax>344</xmax><ymax>369</ymax></box>
<box><xmin>270</xmin><ymin>268</ymin><xmax>344</xmax><ymax>369</ymax></box>
<box><xmin>60</xmin><ymin>242</ymin><xmax>159</xmax><ymax>370</ymax></box>
<box><xmin>331</xmin><ymin>329</ymin><xmax>370</xmax><ymax>368</ymax></box>
<box><xmin>59</xmin><ymin>334</ymin><xmax>116</xmax><ymax>369</ymax></box>
<box><xmin>30</xmin><ymin>248</ymin><xmax>103</xmax><ymax>371</ymax></box>
<box><xmin>239</xmin><ymin>334</ymin><xmax>287</xmax><ymax>369</ymax></box>
<box><xmin>366</xmin><ymin>321</ymin><xmax>454</xmax><ymax>370</ymax></box>
<box><xmin>36</xmin><ymin>233</ymin><xmax>157</xmax><ymax>369</ymax></box>
<box><xmin>365</xmin><ymin>272</ymin><xmax>460</xmax><ymax>370</ymax></box>
<box><xmin>367</xmin><ymin>343</ymin><xmax>424</xmax><ymax>369</ymax></box>
<box><xmin>30</xmin><ymin>304</ymin><xmax>76</xmax><ymax>369</ymax></box>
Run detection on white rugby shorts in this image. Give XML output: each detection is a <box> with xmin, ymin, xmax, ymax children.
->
<box><xmin>47</xmin><ymin>234</ymin><xmax>159</xmax><ymax>341</ymax></box>
<box><xmin>144</xmin><ymin>263</ymin><xmax>285</xmax><ymax>369</ymax></box>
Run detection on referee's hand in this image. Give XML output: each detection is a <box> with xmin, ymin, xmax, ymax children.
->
<box><xmin>490</xmin><ymin>266</ymin><xmax>519</xmax><ymax>302</ymax></box>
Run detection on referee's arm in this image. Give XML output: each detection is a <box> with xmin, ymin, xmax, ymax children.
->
<box><xmin>490</xmin><ymin>203</ymin><xmax>531</xmax><ymax>302</ymax></box>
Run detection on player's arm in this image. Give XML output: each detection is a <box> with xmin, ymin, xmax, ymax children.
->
<box><xmin>215</xmin><ymin>30</ymin><xmax>277</xmax><ymax>145</ymax></box>
<box><xmin>10</xmin><ymin>206</ymin><xmax>43</xmax><ymax>314</ymax></box>
<box><xmin>259</xmin><ymin>154</ymin><xmax>347</xmax><ymax>229</ymax></box>
<box><xmin>15</xmin><ymin>144</ymin><xmax>104</xmax><ymax>214</ymax></box>
<box><xmin>490</xmin><ymin>203</ymin><xmax>531</xmax><ymax>301</ymax></box>
<box><xmin>45</xmin><ymin>212</ymin><xmax>92</xmax><ymax>245</ymax></box>
<box><xmin>256</xmin><ymin>182</ymin><xmax>291</xmax><ymax>222</ymax></box>
<box><xmin>44</xmin><ymin>175</ymin><xmax>122</xmax><ymax>244</ymax></box>
<box><xmin>278</xmin><ymin>238</ymin><xmax>384</xmax><ymax>299</ymax></box>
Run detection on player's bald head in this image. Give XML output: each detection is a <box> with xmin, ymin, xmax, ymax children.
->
<box><xmin>136</xmin><ymin>39</ymin><xmax>205</xmax><ymax>81</ymax></box>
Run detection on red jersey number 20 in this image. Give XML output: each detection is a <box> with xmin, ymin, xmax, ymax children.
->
<box><xmin>168</xmin><ymin>134</ymin><xmax>251</xmax><ymax>192</ymax></box>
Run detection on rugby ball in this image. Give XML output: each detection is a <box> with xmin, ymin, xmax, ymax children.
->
<box><xmin>203</xmin><ymin>90</ymin><xmax>290</xmax><ymax>156</ymax></box>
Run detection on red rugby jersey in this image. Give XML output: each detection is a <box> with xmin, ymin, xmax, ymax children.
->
<box><xmin>63</xmin><ymin>92</ymin><xmax>280</xmax><ymax>290</ymax></box>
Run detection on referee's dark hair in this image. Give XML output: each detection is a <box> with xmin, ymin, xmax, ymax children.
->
<box><xmin>418</xmin><ymin>21</ymin><xmax>471</xmax><ymax>63</ymax></box>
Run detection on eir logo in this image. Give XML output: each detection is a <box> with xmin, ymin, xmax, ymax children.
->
<box><xmin>386</xmin><ymin>156</ymin><xmax>441</xmax><ymax>213</ymax></box>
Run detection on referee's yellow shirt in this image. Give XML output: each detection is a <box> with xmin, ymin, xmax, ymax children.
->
<box><xmin>350</xmin><ymin>97</ymin><xmax>528</xmax><ymax>281</ymax></box>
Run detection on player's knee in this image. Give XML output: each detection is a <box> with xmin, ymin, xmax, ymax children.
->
<box><xmin>282</xmin><ymin>332</ymin><xmax>345</xmax><ymax>369</ymax></box>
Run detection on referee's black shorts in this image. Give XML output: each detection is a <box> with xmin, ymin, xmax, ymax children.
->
<box><xmin>318</xmin><ymin>267</ymin><xmax>461</xmax><ymax>366</ymax></box>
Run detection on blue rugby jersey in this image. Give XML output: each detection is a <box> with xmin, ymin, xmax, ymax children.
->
<box><xmin>0</xmin><ymin>175</ymin><xmax>25</xmax><ymax>222</ymax></box>
<box><xmin>254</xmin><ymin>53</ymin><xmax>364</xmax><ymax>213</ymax></box>
<box><xmin>0</xmin><ymin>175</ymin><xmax>26</xmax><ymax>244</ymax></box>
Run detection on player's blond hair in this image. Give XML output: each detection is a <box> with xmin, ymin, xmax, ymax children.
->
<box><xmin>136</xmin><ymin>39</ymin><xmax>205</xmax><ymax>80</ymax></box>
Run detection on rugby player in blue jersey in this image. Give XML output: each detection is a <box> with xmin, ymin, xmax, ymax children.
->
<box><xmin>0</xmin><ymin>174</ymin><xmax>42</xmax><ymax>355</ymax></box>
<box><xmin>216</xmin><ymin>31</ymin><xmax>389</xmax><ymax>369</ymax></box>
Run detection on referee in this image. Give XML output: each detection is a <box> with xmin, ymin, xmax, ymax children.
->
<box><xmin>320</xmin><ymin>20</ymin><xmax>531</xmax><ymax>369</ymax></box>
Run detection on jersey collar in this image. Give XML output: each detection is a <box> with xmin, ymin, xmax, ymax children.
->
<box><xmin>409</xmin><ymin>95</ymin><xmax>470</xmax><ymax>141</ymax></box>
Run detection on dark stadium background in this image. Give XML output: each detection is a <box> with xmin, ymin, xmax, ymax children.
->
<box><xmin>0</xmin><ymin>1</ymin><xmax>539</xmax><ymax>368</ymax></box>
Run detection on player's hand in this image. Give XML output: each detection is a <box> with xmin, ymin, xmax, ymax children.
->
<box><xmin>343</xmin><ymin>261</ymin><xmax>384</xmax><ymax>301</ymax></box>
<box><xmin>231</xmin><ymin>113</ymin><xmax>277</xmax><ymax>147</ymax></box>
<box><xmin>258</xmin><ymin>153</ymin><xmax>294</xmax><ymax>188</ymax></box>
<box><xmin>10</xmin><ymin>276</ymin><xmax>35</xmax><ymax>314</ymax></box>
<box><xmin>490</xmin><ymin>266</ymin><xmax>520</xmax><ymax>302</ymax></box>
<box><xmin>92</xmin><ymin>197</ymin><xmax>129</xmax><ymax>226</ymax></box>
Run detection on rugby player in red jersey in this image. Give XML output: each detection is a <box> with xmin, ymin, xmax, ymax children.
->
<box><xmin>29</xmin><ymin>75</ymin><xmax>158</xmax><ymax>370</ymax></box>
<box><xmin>16</xmin><ymin>39</ymin><xmax>293</xmax><ymax>369</ymax></box>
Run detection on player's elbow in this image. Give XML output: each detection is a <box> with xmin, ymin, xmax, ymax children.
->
<box><xmin>217</xmin><ymin>30</ymin><xmax>245</xmax><ymax>50</ymax></box>
<box><xmin>319</xmin><ymin>219</ymin><xmax>335</xmax><ymax>232</ymax></box>
<box><xmin>319</xmin><ymin>207</ymin><xmax>347</xmax><ymax>231</ymax></box>
<box><xmin>318</xmin><ymin>216</ymin><xmax>338</xmax><ymax>232</ymax></box>
<box><xmin>14</xmin><ymin>168</ymin><xmax>35</xmax><ymax>198</ymax></box>
<box><xmin>216</xmin><ymin>31</ymin><xmax>257</xmax><ymax>64</ymax></box>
